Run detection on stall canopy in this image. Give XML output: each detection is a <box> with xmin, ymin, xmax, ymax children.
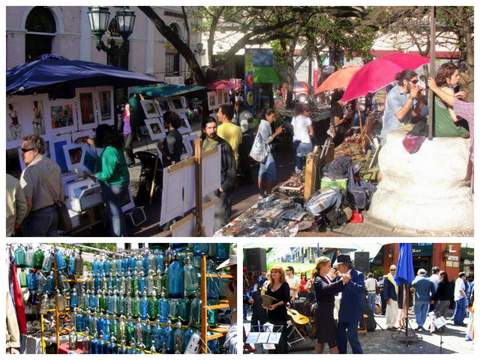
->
<box><xmin>6</xmin><ymin>54</ymin><xmax>159</xmax><ymax>96</ymax></box>
<box><xmin>130</xmin><ymin>83</ymin><xmax>206</xmax><ymax>98</ymax></box>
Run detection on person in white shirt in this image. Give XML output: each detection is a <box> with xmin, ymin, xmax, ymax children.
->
<box><xmin>453</xmin><ymin>272</ymin><xmax>467</xmax><ymax>325</ymax></box>
<box><xmin>285</xmin><ymin>266</ymin><xmax>300</xmax><ymax>301</ymax></box>
<box><xmin>383</xmin><ymin>265</ymin><xmax>399</xmax><ymax>330</ymax></box>
<box><xmin>291</xmin><ymin>103</ymin><xmax>314</xmax><ymax>174</ymax></box>
<box><xmin>365</xmin><ymin>273</ymin><xmax>378</xmax><ymax>315</ymax></box>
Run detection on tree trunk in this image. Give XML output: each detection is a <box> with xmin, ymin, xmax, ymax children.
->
<box><xmin>138</xmin><ymin>6</ymin><xmax>207</xmax><ymax>85</ymax></box>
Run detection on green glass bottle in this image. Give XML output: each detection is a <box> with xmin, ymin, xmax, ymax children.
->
<box><xmin>131</xmin><ymin>271</ymin><xmax>138</xmax><ymax>297</ymax></box>
<box><xmin>147</xmin><ymin>290</ymin><xmax>158</xmax><ymax>320</ymax></box>
<box><xmin>110</xmin><ymin>316</ymin><xmax>119</xmax><ymax>339</ymax></box>
<box><xmin>126</xmin><ymin>316</ymin><xmax>136</xmax><ymax>346</ymax></box>
<box><xmin>99</xmin><ymin>290</ymin><xmax>106</xmax><ymax>313</ymax></box>
<box><xmin>33</xmin><ymin>248</ymin><xmax>45</xmax><ymax>270</ymax></box>
<box><xmin>131</xmin><ymin>291</ymin><xmax>140</xmax><ymax>318</ymax></box>
<box><xmin>19</xmin><ymin>269</ymin><xmax>27</xmax><ymax>288</ymax></box>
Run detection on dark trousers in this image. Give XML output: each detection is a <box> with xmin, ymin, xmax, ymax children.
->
<box><xmin>100</xmin><ymin>182</ymin><xmax>128</xmax><ymax>236</ymax></box>
<box><xmin>337</xmin><ymin>321</ymin><xmax>363</xmax><ymax>354</ymax></box>
<box><xmin>214</xmin><ymin>190</ymin><xmax>232</xmax><ymax>231</ymax></box>
<box><xmin>21</xmin><ymin>206</ymin><xmax>58</xmax><ymax>236</ymax></box>
<box><xmin>124</xmin><ymin>133</ymin><xmax>135</xmax><ymax>165</ymax></box>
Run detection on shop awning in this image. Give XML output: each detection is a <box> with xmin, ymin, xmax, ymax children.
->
<box><xmin>6</xmin><ymin>54</ymin><xmax>159</xmax><ymax>96</ymax></box>
<box><xmin>130</xmin><ymin>83</ymin><xmax>206</xmax><ymax>98</ymax></box>
<box><xmin>253</xmin><ymin>67</ymin><xmax>281</xmax><ymax>84</ymax></box>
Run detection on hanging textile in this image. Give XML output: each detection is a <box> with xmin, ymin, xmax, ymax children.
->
<box><xmin>10</xmin><ymin>262</ymin><xmax>27</xmax><ymax>334</ymax></box>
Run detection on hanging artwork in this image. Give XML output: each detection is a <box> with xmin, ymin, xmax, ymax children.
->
<box><xmin>63</xmin><ymin>143</ymin><xmax>86</xmax><ymax>172</ymax></box>
<box><xmin>47</xmin><ymin>99</ymin><xmax>76</xmax><ymax>135</ymax></box>
<box><xmin>168</xmin><ymin>97</ymin><xmax>187</xmax><ymax>110</ymax></box>
<box><xmin>80</xmin><ymin>147</ymin><xmax>98</xmax><ymax>173</ymax></box>
<box><xmin>72</xmin><ymin>130</ymin><xmax>95</xmax><ymax>144</ymax></box>
<box><xmin>217</xmin><ymin>90</ymin><xmax>223</xmax><ymax>105</ymax></box>
<box><xmin>141</xmin><ymin>99</ymin><xmax>160</xmax><ymax>118</ymax></box>
<box><xmin>154</xmin><ymin>99</ymin><xmax>170</xmax><ymax>114</ymax></box>
<box><xmin>49</xmin><ymin>134</ymin><xmax>72</xmax><ymax>173</ymax></box>
<box><xmin>32</xmin><ymin>98</ymin><xmax>46</xmax><ymax>136</ymax></box>
<box><xmin>96</xmin><ymin>86</ymin><xmax>114</xmax><ymax>125</ymax></box>
<box><xmin>177</xmin><ymin>114</ymin><xmax>192</xmax><ymax>135</ymax></box>
<box><xmin>207</xmin><ymin>91</ymin><xmax>217</xmax><ymax>110</ymax></box>
<box><xmin>77</xmin><ymin>88</ymin><xmax>97</xmax><ymax>130</ymax></box>
<box><xmin>7</xmin><ymin>101</ymin><xmax>24</xmax><ymax>143</ymax></box>
<box><xmin>145</xmin><ymin>118</ymin><xmax>166</xmax><ymax>141</ymax></box>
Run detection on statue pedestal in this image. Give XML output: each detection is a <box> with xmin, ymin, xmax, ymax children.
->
<box><xmin>368</xmin><ymin>130</ymin><xmax>473</xmax><ymax>233</ymax></box>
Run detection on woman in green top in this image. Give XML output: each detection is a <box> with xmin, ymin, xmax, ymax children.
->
<box><xmin>90</xmin><ymin>124</ymin><xmax>130</xmax><ymax>236</ymax></box>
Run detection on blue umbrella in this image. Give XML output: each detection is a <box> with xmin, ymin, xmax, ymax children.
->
<box><xmin>395</xmin><ymin>243</ymin><xmax>415</xmax><ymax>285</ymax></box>
<box><xmin>7</xmin><ymin>54</ymin><xmax>159</xmax><ymax>95</ymax></box>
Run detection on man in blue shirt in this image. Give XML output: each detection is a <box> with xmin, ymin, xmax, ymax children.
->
<box><xmin>380</xmin><ymin>69</ymin><xmax>425</xmax><ymax>143</ymax></box>
<box><xmin>412</xmin><ymin>268</ymin><xmax>436</xmax><ymax>331</ymax></box>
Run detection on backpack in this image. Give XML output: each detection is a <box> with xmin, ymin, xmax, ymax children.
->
<box><xmin>249</xmin><ymin>130</ymin><xmax>269</xmax><ymax>163</ymax></box>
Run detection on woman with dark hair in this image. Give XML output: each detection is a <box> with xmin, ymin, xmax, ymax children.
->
<box><xmin>433</xmin><ymin>271</ymin><xmax>452</xmax><ymax>318</ymax></box>
<box><xmin>433</xmin><ymin>62</ymin><xmax>469</xmax><ymax>138</ymax></box>
<box><xmin>299</xmin><ymin>272</ymin><xmax>310</xmax><ymax>298</ymax></box>
<box><xmin>313</xmin><ymin>256</ymin><xmax>349</xmax><ymax>353</ymax></box>
<box><xmin>380</xmin><ymin>69</ymin><xmax>425</xmax><ymax>143</ymax></box>
<box><xmin>89</xmin><ymin>124</ymin><xmax>130</xmax><ymax>236</ymax></box>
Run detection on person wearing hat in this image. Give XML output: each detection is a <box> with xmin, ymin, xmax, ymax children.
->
<box><xmin>411</xmin><ymin>268</ymin><xmax>435</xmax><ymax>331</ymax></box>
<box><xmin>334</xmin><ymin>254</ymin><xmax>365</xmax><ymax>354</ymax></box>
<box><xmin>217</xmin><ymin>245</ymin><xmax>237</xmax><ymax>354</ymax></box>
<box><xmin>383</xmin><ymin>265</ymin><xmax>399</xmax><ymax>330</ymax></box>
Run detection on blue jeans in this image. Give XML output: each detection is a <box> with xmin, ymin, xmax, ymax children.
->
<box><xmin>337</xmin><ymin>321</ymin><xmax>363</xmax><ymax>354</ymax></box>
<box><xmin>258</xmin><ymin>153</ymin><xmax>277</xmax><ymax>183</ymax></box>
<box><xmin>21</xmin><ymin>205</ymin><xmax>58</xmax><ymax>236</ymax></box>
<box><xmin>294</xmin><ymin>142</ymin><xmax>313</xmax><ymax>173</ymax></box>
<box><xmin>453</xmin><ymin>297</ymin><xmax>467</xmax><ymax>325</ymax></box>
<box><xmin>100</xmin><ymin>182</ymin><xmax>128</xmax><ymax>236</ymax></box>
<box><xmin>414</xmin><ymin>300</ymin><xmax>429</xmax><ymax>328</ymax></box>
<box><xmin>367</xmin><ymin>293</ymin><xmax>377</xmax><ymax>314</ymax></box>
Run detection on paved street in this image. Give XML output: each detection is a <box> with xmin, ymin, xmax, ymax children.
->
<box><xmin>245</xmin><ymin>309</ymin><xmax>474</xmax><ymax>354</ymax></box>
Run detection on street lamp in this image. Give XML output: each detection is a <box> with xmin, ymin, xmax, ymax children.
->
<box><xmin>87</xmin><ymin>6</ymin><xmax>136</xmax><ymax>54</ymax></box>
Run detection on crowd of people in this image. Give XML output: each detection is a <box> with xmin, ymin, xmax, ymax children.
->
<box><xmin>244</xmin><ymin>258</ymin><xmax>475</xmax><ymax>354</ymax></box>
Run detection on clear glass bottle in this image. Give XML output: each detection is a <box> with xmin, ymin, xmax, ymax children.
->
<box><xmin>173</xmin><ymin>321</ymin><xmax>184</xmax><ymax>354</ymax></box>
<box><xmin>135</xmin><ymin>319</ymin><xmax>144</xmax><ymax>346</ymax></box>
<box><xmin>25</xmin><ymin>245</ymin><xmax>34</xmax><ymax>268</ymax></box>
<box><xmin>55</xmin><ymin>248</ymin><xmax>66</xmax><ymax>271</ymax></box>
<box><xmin>183</xmin><ymin>255</ymin><xmax>198</xmax><ymax>297</ymax></box>
<box><xmin>155</xmin><ymin>250</ymin><xmax>165</xmax><ymax>275</ymax></box>
<box><xmin>55</xmin><ymin>289</ymin><xmax>65</xmax><ymax>312</ymax></box>
<box><xmin>40</xmin><ymin>293</ymin><xmax>50</xmax><ymax>315</ymax></box>
<box><xmin>137</xmin><ymin>271</ymin><xmax>145</xmax><ymax>294</ymax></box>
<box><xmin>70</xmin><ymin>287</ymin><xmax>78</xmax><ymax>309</ymax></box>
<box><xmin>158</xmin><ymin>290</ymin><xmax>170</xmax><ymax>323</ymax></box>
<box><xmin>14</xmin><ymin>245</ymin><xmax>26</xmax><ymax>267</ymax></box>
<box><xmin>42</xmin><ymin>250</ymin><xmax>53</xmax><ymax>273</ymax></box>
<box><xmin>189</xmin><ymin>291</ymin><xmax>201</xmax><ymax>326</ymax></box>
<box><xmin>69</xmin><ymin>330</ymin><xmax>78</xmax><ymax>350</ymax></box>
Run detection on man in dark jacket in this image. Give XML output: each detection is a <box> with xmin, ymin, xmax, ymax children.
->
<box><xmin>162</xmin><ymin>111</ymin><xmax>184</xmax><ymax>165</ymax></box>
<box><xmin>201</xmin><ymin>117</ymin><xmax>237</xmax><ymax>231</ymax></box>
<box><xmin>334</xmin><ymin>255</ymin><xmax>365</xmax><ymax>354</ymax></box>
<box><xmin>383</xmin><ymin>265</ymin><xmax>399</xmax><ymax>330</ymax></box>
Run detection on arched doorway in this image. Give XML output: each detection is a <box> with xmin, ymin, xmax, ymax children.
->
<box><xmin>25</xmin><ymin>6</ymin><xmax>56</xmax><ymax>62</ymax></box>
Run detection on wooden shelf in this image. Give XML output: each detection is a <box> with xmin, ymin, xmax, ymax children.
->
<box><xmin>206</xmin><ymin>274</ymin><xmax>233</xmax><ymax>279</ymax></box>
<box><xmin>205</xmin><ymin>303</ymin><xmax>230</xmax><ymax>311</ymax></box>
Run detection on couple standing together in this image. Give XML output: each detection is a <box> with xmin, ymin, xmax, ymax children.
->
<box><xmin>314</xmin><ymin>254</ymin><xmax>365</xmax><ymax>354</ymax></box>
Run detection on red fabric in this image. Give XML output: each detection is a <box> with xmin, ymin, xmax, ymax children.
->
<box><xmin>299</xmin><ymin>279</ymin><xmax>309</xmax><ymax>293</ymax></box>
<box><xmin>342</xmin><ymin>52</ymin><xmax>430</xmax><ymax>103</ymax></box>
<box><xmin>402</xmin><ymin>134</ymin><xmax>426</xmax><ymax>154</ymax></box>
<box><xmin>11</xmin><ymin>262</ymin><xmax>27</xmax><ymax>334</ymax></box>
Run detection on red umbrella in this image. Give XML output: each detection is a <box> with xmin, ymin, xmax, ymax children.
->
<box><xmin>341</xmin><ymin>52</ymin><xmax>430</xmax><ymax>103</ymax></box>
<box><xmin>314</xmin><ymin>65</ymin><xmax>360</xmax><ymax>94</ymax></box>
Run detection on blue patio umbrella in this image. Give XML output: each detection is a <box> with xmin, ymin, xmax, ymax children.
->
<box><xmin>395</xmin><ymin>243</ymin><xmax>415</xmax><ymax>285</ymax></box>
<box><xmin>7</xmin><ymin>54</ymin><xmax>159</xmax><ymax>96</ymax></box>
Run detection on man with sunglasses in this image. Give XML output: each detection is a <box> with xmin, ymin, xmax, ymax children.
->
<box><xmin>19</xmin><ymin>135</ymin><xmax>63</xmax><ymax>236</ymax></box>
<box><xmin>380</xmin><ymin>69</ymin><xmax>426</xmax><ymax>143</ymax></box>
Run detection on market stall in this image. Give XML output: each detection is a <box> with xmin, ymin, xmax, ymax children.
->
<box><xmin>6</xmin><ymin>55</ymin><xmax>159</xmax><ymax>234</ymax></box>
<box><xmin>7</xmin><ymin>243</ymin><xmax>235</xmax><ymax>354</ymax></box>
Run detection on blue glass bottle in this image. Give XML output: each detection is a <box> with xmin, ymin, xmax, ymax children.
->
<box><xmin>68</xmin><ymin>251</ymin><xmax>76</xmax><ymax>276</ymax></box>
<box><xmin>88</xmin><ymin>312</ymin><xmax>97</xmax><ymax>335</ymax></box>
<box><xmin>215</xmin><ymin>243</ymin><xmax>230</xmax><ymax>261</ymax></box>
<box><xmin>167</xmin><ymin>255</ymin><xmax>184</xmax><ymax>298</ymax></box>
<box><xmin>46</xmin><ymin>272</ymin><xmax>55</xmax><ymax>295</ymax></box>
<box><xmin>27</xmin><ymin>270</ymin><xmax>38</xmax><ymax>292</ymax></box>
<box><xmin>164</xmin><ymin>321</ymin><xmax>174</xmax><ymax>353</ymax></box>
<box><xmin>97</xmin><ymin>335</ymin><xmax>105</xmax><ymax>354</ymax></box>
<box><xmin>42</xmin><ymin>251</ymin><xmax>53</xmax><ymax>273</ymax></box>
<box><xmin>183</xmin><ymin>328</ymin><xmax>194</xmax><ymax>350</ymax></box>
<box><xmin>74</xmin><ymin>309</ymin><xmax>84</xmax><ymax>332</ymax></box>
<box><xmin>14</xmin><ymin>245</ymin><xmax>26</xmax><ymax>267</ymax></box>
<box><xmin>90</xmin><ymin>335</ymin><xmax>99</xmax><ymax>354</ymax></box>
<box><xmin>137</xmin><ymin>272</ymin><xmax>145</xmax><ymax>294</ymax></box>
<box><xmin>176</xmin><ymin>298</ymin><xmax>189</xmax><ymax>324</ymax></box>
<box><xmin>139</xmin><ymin>292</ymin><xmax>148</xmax><ymax>320</ymax></box>
<box><xmin>92</xmin><ymin>256</ymin><xmax>101</xmax><ymax>276</ymax></box>
<box><xmin>55</xmin><ymin>249</ymin><xmax>66</xmax><ymax>270</ymax></box>
<box><xmin>116</xmin><ymin>256</ymin><xmax>123</xmax><ymax>275</ymax></box>
<box><xmin>70</xmin><ymin>288</ymin><xmax>78</xmax><ymax>309</ymax></box>
<box><xmin>155</xmin><ymin>250</ymin><xmax>165</xmax><ymax>274</ymax></box>
<box><xmin>158</xmin><ymin>290</ymin><xmax>170</xmax><ymax>323</ymax></box>
<box><xmin>128</xmin><ymin>254</ymin><xmax>136</xmax><ymax>273</ymax></box>
<box><xmin>190</xmin><ymin>291</ymin><xmax>201</xmax><ymax>326</ymax></box>
<box><xmin>207</xmin><ymin>259</ymin><xmax>220</xmax><ymax>300</ymax></box>
<box><xmin>193</xmin><ymin>243</ymin><xmax>209</xmax><ymax>256</ymax></box>
<box><xmin>136</xmin><ymin>255</ymin><xmax>143</xmax><ymax>274</ymax></box>
<box><xmin>107</xmin><ymin>291</ymin><xmax>115</xmax><ymax>315</ymax></box>
<box><xmin>143</xmin><ymin>321</ymin><xmax>153</xmax><ymax>349</ymax></box>
<box><xmin>103</xmin><ymin>257</ymin><xmax>112</xmax><ymax>276</ymax></box>
<box><xmin>153</xmin><ymin>320</ymin><xmax>162</xmax><ymax>352</ymax></box>
<box><xmin>143</xmin><ymin>252</ymin><xmax>149</xmax><ymax>274</ymax></box>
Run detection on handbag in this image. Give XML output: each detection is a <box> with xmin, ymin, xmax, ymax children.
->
<box><xmin>249</xmin><ymin>131</ymin><xmax>269</xmax><ymax>163</ymax></box>
<box><xmin>56</xmin><ymin>201</ymin><xmax>73</xmax><ymax>232</ymax></box>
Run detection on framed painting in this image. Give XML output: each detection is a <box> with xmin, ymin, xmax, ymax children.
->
<box><xmin>80</xmin><ymin>147</ymin><xmax>98</xmax><ymax>174</ymax></box>
<box><xmin>168</xmin><ymin>97</ymin><xmax>187</xmax><ymax>111</ymax></box>
<box><xmin>31</xmin><ymin>94</ymin><xmax>47</xmax><ymax>136</ymax></box>
<box><xmin>177</xmin><ymin>113</ymin><xmax>192</xmax><ymax>135</ymax></box>
<box><xmin>145</xmin><ymin>118</ymin><xmax>166</xmax><ymax>141</ymax></box>
<box><xmin>207</xmin><ymin>91</ymin><xmax>217</xmax><ymax>110</ymax></box>
<box><xmin>154</xmin><ymin>99</ymin><xmax>171</xmax><ymax>114</ymax></box>
<box><xmin>47</xmin><ymin>99</ymin><xmax>77</xmax><ymax>135</ymax></box>
<box><xmin>63</xmin><ymin>143</ymin><xmax>86</xmax><ymax>172</ymax></box>
<box><xmin>76</xmin><ymin>88</ymin><xmax>97</xmax><ymax>130</ymax></box>
<box><xmin>95</xmin><ymin>86</ymin><xmax>115</xmax><ymax>125</ymax></box>
<box><xmin>7</xmin><ymin>99</ymin><xmax>24</xmax><ymax>145</ymax></box>
<box><xmin>141</xmin><ymin>99</ymin><xmax>160</xmax><ymax>118</ymax></box>
<box><xmin>72</xmin><ymin>130</ymin><xmax>94</xmax><ymax>145</ymax></box>
<box><xmin>49</xmin><ymin>134</ymin><xmax>72</xmax><ymax>173</ymax></box>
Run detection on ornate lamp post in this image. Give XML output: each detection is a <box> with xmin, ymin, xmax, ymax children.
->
<box><xmin>87</xmin><ymin>6</ymin><xmax>136</xmax><ymax>68</ymax></box>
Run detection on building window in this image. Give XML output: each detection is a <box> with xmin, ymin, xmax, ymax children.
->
<box><xmin>25</xmin><ymin>6</ymin><xmax>56</xmax><ymax>62</ymax></box>
<box><xmin>165</xmin><ymin>23</ymin><xmax>181</xmax><ymax>77</ymax></box>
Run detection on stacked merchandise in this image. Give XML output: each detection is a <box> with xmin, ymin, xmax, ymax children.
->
<box><xmin>8</xmin><ymin>243</ymin><xmax>232</xmax><ymax>354</ymax></box>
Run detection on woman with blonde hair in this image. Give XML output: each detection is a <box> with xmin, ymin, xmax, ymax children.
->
<box><xmin>263</xmin><ymin>266</ymin><xmax>290</xmax><ymax>353</ymax></box>
<box><xmin>313</xmin><ymin>256</ymin><xmax>350</xmax><ymax>354</ymax></box>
